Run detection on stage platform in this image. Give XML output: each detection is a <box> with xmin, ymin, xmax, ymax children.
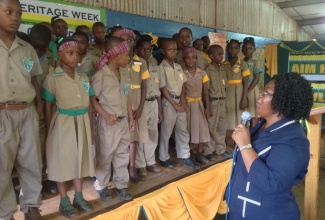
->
<box><xmin>12</xmin><ymin>150</ymin><xmax>325</xmax><ymax>220</ymax></box>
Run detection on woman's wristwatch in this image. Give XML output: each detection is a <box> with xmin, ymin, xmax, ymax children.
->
<box><xmin>239</xmin><ymin>144</ymin><xmax>252</xmax><ymax>151</ymax></box>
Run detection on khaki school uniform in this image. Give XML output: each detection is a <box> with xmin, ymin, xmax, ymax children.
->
<box><xmin>201</xmin><ymin>50</ymin><xmax>211</xmax><ymax>63</ymax></box>
<box><xmin>0</xmin><ymin>37</ymin><xmax>43</xmax><ymax>219</ymax></box>
<box><xmin>246</xmin><ymin>58</ymin><xmax>263</xmax><ymax>117</ymax></box>
<box><xmin>224</xmin><ymin>58</ymin><xmax>250</xmax><ymax>130</ymax></box>
<box><xmin>183</xmin><ymin>68</ymin><xmax>210</xmax><ymax>144</ymax></box>
<box><xmin>91</xmin><ymin>65</ymin><xmax>131</xmax><ymax>190</ymax></box>
<box><xmin>159</xmin><ymin>59</ymin><xmax>191</xmax><ymax>161</ymax></box>
<box><xmin>76</xmin><ymin>52</ymin><xmax>99</xmax><ymax>79</ymax></box>
<box><xmin>41</xmin><ymin>66</ymin><xmax>95</xmax><ymax>182</ymax></box>
<box><xmin>88</xmin><ymin>43</ymin><xmax>103</xmax><ymax>58</ymax></box>
<box><xmin>175</xmin><ymin>49</ymin><xmax>209</xmax><ymax>70</ymax></box>
<box><xmin>120</xmin><ymin>55</ymin><xmax>150</xmax><ymax>143</ymax></box>
<box><xmin>37</xmin><ymin>55</ymin><xmax>51</xmax><ymax>157</ymax></box>
<box><xmin>204</xmin><ymin>63</ymin><xmax>227</xmax><ymax>156</ymax></box>
<box><xmin>76</xmin><ymin>51</ymin><xmax>99</xmax><ymax>162</ymax></box>
<box><xmin>148</xmin><ymin>55</ymin><xmax>158</xmax><ymax>65</ymax></box>
<box><xmin>136</xmin><ymin>63</ymin><xmax>161</xmax><ymax>168</ymax></box>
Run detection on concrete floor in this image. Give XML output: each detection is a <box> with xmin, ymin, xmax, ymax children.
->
<box><xmin>13</xmin><ymin>142</ymin><xmax>325</xmax><ymax>220</ymax></box>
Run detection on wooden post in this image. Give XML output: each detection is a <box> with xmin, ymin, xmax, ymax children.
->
<box><xmin>304</xmin><ymin>107</ymin><xmax>325</xmax><ymax>220</ymax></box>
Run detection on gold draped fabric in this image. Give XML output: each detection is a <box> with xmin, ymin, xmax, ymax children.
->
<box><xmin>264</xmin><ymin>44</ymin><xmax>278</xmax><ymax>77</ymax></box>
<box><xmin>92</xmin><ymin>160</ymin><xmax>232</xmax><ymax>220</ymax></box>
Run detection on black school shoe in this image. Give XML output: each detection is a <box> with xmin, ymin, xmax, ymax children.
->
<box><xmin>96</xmin><ymin>187</ymin><xmax>113</xmax><ymax>201</ymax></box>
<box><xmin>59</xmin><ymin>204</ymin><xmax>79</xmax><ymax>219</ymax></box>
<box><xmin>183</xmin><ymin>157</ymin><xmax>200</xmax><ymax>170</ymax></box>
<box><xmin>115</xmin><ymin>188</ymin><xmax>133</xmax><ymax>201</ymax></box>
<box><xmin>42</xmin><ymin>180</ymin><xmax>58</xmax><ymax>194</ymax></box>
<box><xmin>206</xmin><ymin>154</ymin><xmax>217</xmax><ymax>161</ymax></box>
<box><xmin>73</xmin><ymin>198</ymin><xmax>93</xmax><ymax>213</ymax></box>
<box><xmin>24</xmin><ymin>207</ymin><xmax>44</xmax><ymax>220</ymax></box>
<box><xmin>160</xmin><ymin>159</ymin><xmax>174</xmax><ymax>168</ymax></box>
<box><xmin>195</xmin><ymin>153</ymin><xmax>209</xmax><ymax>164</ymax></box>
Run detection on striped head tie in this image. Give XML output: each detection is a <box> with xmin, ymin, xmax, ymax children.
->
<box><xmin>58</xmin><ymin>41</ymin><xmax>79</xmax><ymax>52</ymax></box>
<box><xmin>96</xmin><ymin>41</ymin><xmax>130</xmax><ymax>70</ymax></box>
<box><xmin>118</xmin><ymin>28</ymin><xmax>136</xmax><ymax>39</ymax></box>
<box><xmin>182</xmin><ymin>47</ymin><xmax>197</xmax><ymax>58</ymax></box>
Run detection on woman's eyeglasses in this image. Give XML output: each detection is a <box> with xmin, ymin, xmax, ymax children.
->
<box><xmin>261</xmin><ymin>89</ymin><xmax>273</xmax><ymax>97</ymax></box>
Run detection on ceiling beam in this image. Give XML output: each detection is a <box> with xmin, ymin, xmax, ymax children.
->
<box><xmin>278</xmin><ymin>0</ymin><xmax>325</xmax><ymax>8</ymax></box>
<box><xmin>313</xmin><ymin>33</ymin><xmax>325</xmax><ymax>39</ymax></box>
<box><xmin>297</xmin><ymin>16</ymin><xmax>325</xmax><ymax>26</ymax></box>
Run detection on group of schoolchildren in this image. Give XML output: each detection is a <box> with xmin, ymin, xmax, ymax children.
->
<box><xmin>0</xmin><ymin>1</ymin><xmax>264</xmax><ymax>219</ymax></box>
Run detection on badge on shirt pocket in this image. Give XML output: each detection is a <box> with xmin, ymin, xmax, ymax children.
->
<box><xmin>233</xmin><ymin>65</ymin><xmax>240</xmax><ymax>74</ymax></box>
<box><xmin>23</xmin><ymin>57</ymin><xmax>34</xmax><ymax>73</ymax></box>
<box><xmin>82</xmin><ymin>78</ymin><xmax>90</xmax><ymax>92</ymax></box>
<box><xmin>124</xmin><ymin>83</ymin><xmax>130</xmax><ymax>94</ymax></box>
<box><xmin>132</xmin><ymin>64</ymin><xmax>141</xmax><ymax>72</ymax></box>
<box><xmin>154</xmin><ymin>77</ymin><xmax>159</xmax><ymax>84</ymax></box>
<box><xmin>179</xmin><ymin>73</ymin><xmax>184</xmax><ymax>81</ymax></box>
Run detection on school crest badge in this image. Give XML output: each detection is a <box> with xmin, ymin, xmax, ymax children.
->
<box><xmin>82</xmin><ymin>78</ymin><xmax>90</xmax><ymax>92</ymax></box>
<box><xmin>85</xmin><ymin>69</ymin><xmax>94</xmax><ymax>78</ymax></box>
<box><xmin>23</xmin><ymin>57</ymin><xmax>34</xmax><ymax>73</ymax></box>
<box><xmin>124</xmin><ymin>84</ymin><xmax>130</xmax><ymax>95</ymax></box>
<box><xmin>248</xmin><ymin>62</ymin><xmax>253</xmax><ymax>69</ymax></box>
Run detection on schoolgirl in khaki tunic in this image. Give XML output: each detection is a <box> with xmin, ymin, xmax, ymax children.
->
<box><xmin>135</xmin><ymin>39</ymin><xmax>163</xmax><ymax>176</ymax></box>
<box><xmin>92</xmin><ymin>37</ymin><xmax>135</xmax><ymax>201</ymax></box>
<box><xmin>224</xmin><ymin>39</ymin><xmax>250</xmax><ymax>130</ymax></box>
<box><xmin>242</xmin><ymin>37</ymin><xmax>264</xmax><ymax>127</ymax></box>
<box><xmin>42</xmin><ymin>37</ymin><xmax>94</xmax><ymax>218</ymax></box>
<box><xmin>118</xmin><ymin>29</ymin><xmax>150</xmax><ymax>182</ymax></box>
<box><xmin>183</xmin><ymin>47</ymin><xmax>211</xmax><ymax>164</ymax></box>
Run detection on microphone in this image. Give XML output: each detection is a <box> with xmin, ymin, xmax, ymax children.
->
<box><xmin>241</xmin><ymin>111</ymin><xmax>252</xmax><ymax>127</ymax></box>
<box><xmin>233</xmin><ymin>111</ymin><xmax>251</xmax><ymax>149</ymax></box>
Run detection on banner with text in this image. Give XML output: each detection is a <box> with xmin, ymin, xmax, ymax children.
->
<box><xmin>19</xmin><ymin>0</ymin><xmax>105</xmax><ymax>36</ymax></box>
<box><xmin>288</xmin><ymin>51</ymin><xmax>325</xmax><ymax>75</ymax></box>
<box><xmin>311</xmin><ymin>83</ymin><xmax>325</xmax><ymax>108</ymax></box>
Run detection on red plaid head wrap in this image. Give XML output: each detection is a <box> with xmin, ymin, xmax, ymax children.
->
<box><xmin>182</xmin><ymin>47</ymin><xmax>197</xmax><ymax>59</ymax></box>
<box><xmin>96</xmin><ymin>41</ymin><xmax>130</xmax><ymax>70</ymax></box>
<box><xmin>58</xmin><ymin>41</ymin><xmax>79</xmax><ymax>52</ymax></box>
<box><xmin>118</xmin><ymin>28</ymin><xmax>136</xmax><ymax>39</ymax></box>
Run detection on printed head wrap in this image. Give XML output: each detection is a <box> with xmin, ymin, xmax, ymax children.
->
<box><xmin>58</xmin><ymin>41</ymin><xmax>79</xmax><ymax>52</ymax></box>
<box><xmin>118</xmin><ymin>28</ymin><xmax>136</xmax><ymax>39</ymax></box>
<box><xmin>182</xmin><ymin>47</ymin><xmax>197</xmax><ymax>59</ymax></box>
<box><xmin>96</xmin><ymin>41</ymin><xmax>130</xmax><ymax>70</ymax></box>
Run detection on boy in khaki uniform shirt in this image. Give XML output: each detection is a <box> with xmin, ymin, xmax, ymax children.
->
<box><xmin>119</xmin><ymin>29</ymin><xmax>150</xmax><ymax>182</ymax></box>
<box><xmin>135</xmin><ymin>39</ymin><xmax>163</xmax><ymax>176</ymax></box>
<box><xmin>159</xmin><ymin>39</ymin><xmax>199</xmax><ymax>170</ymax></box>
<box><xmin>73</xmin><ymin>31</ymin><xmax>99</xmax><ymax>79</ymax></box>
<box><xmin>29</xmin><ymin>23</ymin><xmax>58</xmax><ymax>194</ymax></box>
<box><xmin>92</xmin><ymin>37</ymin><xmax>134</xmax><ymax>201</ymax></box>
<box><xmin>0</xmin><ymin>1</ymin><xmax>43</xmax><ymax>219</ymax></box>
<box><xmin>175</xmin><ymin>27</ymin><xmax>208</xmax><ymax>70</ymax></box>
<box><xmin>204</xmin><ymin>45</ymin><xmax>230</xmax><ymax>160</ymax></box>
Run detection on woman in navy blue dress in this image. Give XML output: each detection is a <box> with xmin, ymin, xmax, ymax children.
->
<box><xmin>227</xmin><ymin>73</ymin><xmax>313</xmax><ymax>220</ymax></box>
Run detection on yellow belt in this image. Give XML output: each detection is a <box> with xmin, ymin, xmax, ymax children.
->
<box><xmin>228</xmin><ymin>79</ymin><xmax>242</xmax><ymax>84</ymax></box>
<box><xmin>186</xmin><ymin>96</ymin><xmax>201</xmax><ymax>103</ymax></box>
<box><xmin>130</xmin><ymin>84</ymin><xmax>141</xmax><ymax>89</ymax></box>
